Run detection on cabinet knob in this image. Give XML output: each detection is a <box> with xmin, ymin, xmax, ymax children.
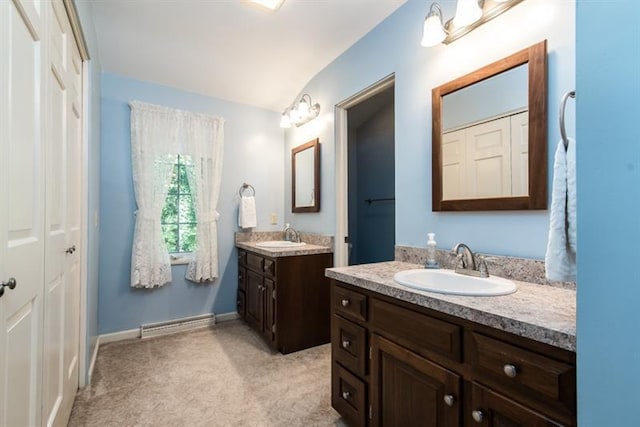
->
<box><xmin>443</xmin><ymin>394</ymin><xmax>455</xmax><ymax>407</ymax></box>
<box><xmin>342</xmin><ymin>391</ymin><xmax>351</xmax><ymax>400</ymax></box>
<box><xmin>341</xmin><ymin>299</ymin><xmax>350</xmax><ymax>307</ymax></box>
<box><xmin>503</xmin><ymin>363</ymin><xmax>518</xmax><ymax>378</ymax></box>
<box><xmin>341</xmin><ymin>340</ymin><xmax>351</xmax><ymax>349</ymax></box>
<box><xmin>471</xmin><ymin>410</ymin><xmax>484</xmax><ymax>423</ymax></box>
<box><xmin>0</xmin><ymin>277</ymin><xmax>17</xmax><ymax>298</ymax></box>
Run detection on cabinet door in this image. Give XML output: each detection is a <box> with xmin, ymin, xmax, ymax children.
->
<box><xmin>245</xmin><ymin>270</ymin><xmax>264</xmax><ymax>332</ymax></box>
<box><xmin>371</xmin><ymin>334</ymin><xmax>460</xmax><ymax>427</ymax></box>
<box><xmin>469</xmin><ymin>382</ymin><xmax>565</xmax><ymax>427</ymax></box>
<box><xmin>262</xmin><ymin>278</ymin><xmax>275</xmax><ymax>345</ymax></box>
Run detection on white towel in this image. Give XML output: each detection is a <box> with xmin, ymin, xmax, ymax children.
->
<box><xmin>238</xmin><ymin>196</ymin><xmax>257</xmax><ymax>228</ymax></box>
<box><xmin>545</xmin><ymin>138</ymin><xmax>576</xmax><ymax>281</ymax></box>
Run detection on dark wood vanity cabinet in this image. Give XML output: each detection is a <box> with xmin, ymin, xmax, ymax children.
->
<box><xmin>237</xmin><ymin>248</ymin><xmax>332</xmax><ymax>354</ymax></box>
<box><xmin>330</xmin><ymin>280</ymin><xmax>576</xmax><ymax>427</ymax></box>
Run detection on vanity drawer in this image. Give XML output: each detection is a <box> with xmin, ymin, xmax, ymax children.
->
<box><xmin>333</xmin><ymin>285</ymin><xmax>367</xmax><ymax>323</ymax></box>
<box><xmin>332</xmin><ymin>315</ymin><xmax>367</xmax><ymax>377</ymax></box>
<box><xmin>370</xmin><ymin>299</ymin><xmax>461</xmax><ymax>362</ymax></box>
<box><xmin>470</xmin><ymin>332</ymin><xmax>575</xmax><ymax>411</ymax></box>
<box><xmin>246</xmin><ymin>253</ymin><xmax>263</xmax><ymax>273</ymax></box>
<box><xmin>332</xmin><ymin>362</ymin><xmax>367</xmax><ymax>427</ymax></box>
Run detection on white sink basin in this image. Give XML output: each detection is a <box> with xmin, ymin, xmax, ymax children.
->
<box><xmin>393</xmin><ymin>269</ymin><xmax>517</xmax><ymax>296</ymax></box>
<box><xmin>255</xmin><ymin>241</ymin><xmax>307</xmax><ymax>248</ymax></box>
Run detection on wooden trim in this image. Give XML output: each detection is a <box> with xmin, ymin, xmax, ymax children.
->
<box><xmin>432</xmin><ymin>40</ymin><xmax>548</xmax><ymax>211</ymax></box>
<box><xmin>63</xmin><ymin>0</ymin><xmax>90</xmax><ymax>60</ymax></box>
<box><xmin>292</xmin><ymin>138</ymin><xmax>320</xmax><ymax>213</ymax></box>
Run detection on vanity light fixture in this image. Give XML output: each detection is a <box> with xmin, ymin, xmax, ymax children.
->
<box><xmin>421</xmin><ymin>0</ymin><xmax>524</xmax><ymax>47</ymax></box>
<box><xmin>247</xmin><ymin>0</ymin><xmax>285</xmax><ymax>12</ymax></box>
<box><xmin>279</xmin><ymin>94</ymin><xmax>321</xmax><ymax>128</ymax></box>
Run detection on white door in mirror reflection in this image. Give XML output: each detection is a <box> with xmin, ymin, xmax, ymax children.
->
<box><xmin>442</xmin><ymin>111</ymin><xmax>528</xmax><ymax>200</ymax></box>
<box><xmin>295</xmin><ymin>148</ymin><xmax>315</xmax><ymax>207</ymax></box>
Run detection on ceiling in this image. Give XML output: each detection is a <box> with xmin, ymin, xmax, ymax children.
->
<box><xmin>90</xmin><ymin>0</ymin><xmax>407</xmax><ymax>112</ymax></box>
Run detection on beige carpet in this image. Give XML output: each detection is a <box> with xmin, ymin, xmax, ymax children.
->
<box><xmin>69</xmin><ymin>320</ymin><xmax>343</xmax><ymax>427</ymax></box>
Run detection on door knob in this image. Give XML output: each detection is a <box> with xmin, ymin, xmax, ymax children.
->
<box><xmin>0</xmin><ymin>277</ymin><xmax>17</xmax><ymax>298</ymax></box>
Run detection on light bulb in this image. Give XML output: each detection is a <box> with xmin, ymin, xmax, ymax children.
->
<box><xmin>454</xmin><ymin>0</ymin><xmax>482</xmax><ymax>27</ymax></box>
<box><xmin>280</xmin><ymin>113</ymin><xmax>291</xmax><ymax>128</ymax></box>
<box><xmin>421</xmin><ymin>14</ymin><xmax>446</xmax><ymax>47</ymax></box>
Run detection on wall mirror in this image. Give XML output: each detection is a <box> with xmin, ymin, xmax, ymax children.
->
<box><xmin>292</xmin><ymin>138</ymin><xmax>320</xmax><ymax>213</ymax></box>
<box><xmin>432</xmin><ymin>40</ymin><xmax>547</xmax><ymax>211</ymax></box>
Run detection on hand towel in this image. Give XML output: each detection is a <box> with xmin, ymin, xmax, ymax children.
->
<box><xmin>545</xmin><ymin>138</ymin><xmax>576</xmax><ymax>281</ymax></box>
<box><xmin>238</xmin><ymin>196</ymin><xmax>257</xmax><ymax>228</ymax></box>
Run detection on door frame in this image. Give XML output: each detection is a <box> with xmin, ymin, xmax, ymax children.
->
<box><xmin>334</xmin><ymin>74</ymin><xmax>395</xmax><ymax>267</ymax></box>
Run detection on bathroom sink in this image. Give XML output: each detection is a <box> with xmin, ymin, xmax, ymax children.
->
<box><xmin>255</xmin><ymin>241</ymin><xmax>307</xmax><ymax>248</ymax></box>
<box><xmin>393</xmin><ymin>269</ymin><xmax>517</xmax><ymax>296</ymax></box>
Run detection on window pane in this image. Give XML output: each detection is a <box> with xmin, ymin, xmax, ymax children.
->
<box><xmin>166</xmin><ymin>165</ymin><xmax>179</xmax><ymax>195</ymax></box>
<box><xmin>162</xmin><ymin>195</ymin><xmax>178</xmax><ymax>224</ymax></box>
<box><xmin>180</xmin><ymin>224</ymin><xmax>197</xmax><ymax>253</ymax></box>
<box><xmin>163</xmin><ymin>224</ymin><xmax>178</xmax><ymax>253</ymax></box>
<box><xmin>179</xmin><ymin>194</ymin><xmax>196</xmax><ymax>223</ymax></box>
<box><xmin>178</xmin><ymin>163</ymin><xmax>190</xmax><ymax>194</ymax></box>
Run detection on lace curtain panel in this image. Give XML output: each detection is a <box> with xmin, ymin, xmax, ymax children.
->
<box><xmin>129</xmin><ymin>101</ymin><xmax>225</xmax><ymax>288</ymax></box>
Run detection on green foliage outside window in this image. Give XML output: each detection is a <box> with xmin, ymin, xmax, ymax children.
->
<box><xmin>162</xmin><ymin>155</ymin><xmax>197</xmax><ymax>253</ymax></box>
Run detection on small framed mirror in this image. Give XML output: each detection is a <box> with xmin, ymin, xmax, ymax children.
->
<box><xmin>432</xmin><ymin>40</ymin><xmax>547</xmax><ymax>211</ymax></box>
<box><xmin>292</xmin><ymin>138</ymin><xmax>320</xmax><ymax>213</ymax></box>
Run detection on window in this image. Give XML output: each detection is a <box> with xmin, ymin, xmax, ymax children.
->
<box><xmin>161</xmin><ymin>155</ymin><xmax>197</xmax><ymax>253</ymax></box>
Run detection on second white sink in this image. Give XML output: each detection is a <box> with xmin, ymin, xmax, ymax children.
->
<box><xmin>255</xmin><ymin>241</ymin><xmax>307</xmax><ymax>248</ymax></box>
<box><xmin>393</xmin><ymin>268</ymin><xmax>517</xmax><ymax>296</ymax></box>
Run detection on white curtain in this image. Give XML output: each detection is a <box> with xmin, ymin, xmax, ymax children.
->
<box><xmin>129</xmin><ymin>101</ymin><xmax>225</xmax><ymax>288</ymax></box>
<box><xmin>130</xmin><ymin>102</ymin><xmax>178</xmax><ymax>288</ymax></box>
<box><xmin>183</xmin><ymin>114</ymin><xmax>225</xmax><ymax>282</ymax></box>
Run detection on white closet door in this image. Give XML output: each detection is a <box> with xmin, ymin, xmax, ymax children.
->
<box><xmin>465</xmin><ymin>116</ymin><xmax>511</xmax><ymax>198</ymax></box>
<box><xmin>442</xmin><ymin>129</ymin><xmax>466</xmax><ymax>200</ymax></box>
<box><xmin>0</xmin><ymin>1</ymin><xmax>46</xmax><ymax>426</ymax></box>
<box><xmin>510</xmin><ymin>111</ymin><xmax>529</xmax><ymax>197</ymax></box>
<box><xmin>43</xmin><ymin>1</ymin><xmax>80</xmax><ymax>426</ymax></box>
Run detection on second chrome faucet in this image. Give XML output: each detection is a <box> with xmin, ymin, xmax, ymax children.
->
<box><xmin>451</xmin><ymin>243</ymin><xmax>489</xmax><ymax>278</ymax></box>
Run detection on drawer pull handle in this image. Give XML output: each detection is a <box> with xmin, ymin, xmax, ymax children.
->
<box><xmin>341</xmin><ymin>299</ymin><xmax>350</xmax><ymax>307</ymax></box>
<box><xmin>342</xmin><ymin>340</ymin><xmax>351</xmax><ymax>349</ymax></box>
<box><xmin>503</xmin><ymin>364</ymin><xmax>518</xmax><ymax>378</ymax></box>
<box><xmin>342</xmin><ymin>391</ymin><xmax>351</xmax><ymax>400</ymax></box>
<box><xmin>443</xmin><ymin>394</ymin><xmax>455</xmax><ymax>407</ymax></box>
<box><xmin>471</xmin><ymin>410</ymin><xmax>484</xmax><ymax>423</ymax></box>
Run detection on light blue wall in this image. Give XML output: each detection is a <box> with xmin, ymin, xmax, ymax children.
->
<box><xmin>99</xmin><ymin>73</ymin><xmax>283</xmax><ymax>334</ymax></box>
<box><xmin>284</xmin><ymin>0</ymin><xmax>575</xmax><ymax>259</ymax></box>
<box><xmin>74</xmin><ymin>0</ymin><xmax>101</xmax><ymax>382</ymax></box>
<box><xmin>576</xmin><ymin>1</ymin><xmax>640</xmax><ymax>425</ymax></box>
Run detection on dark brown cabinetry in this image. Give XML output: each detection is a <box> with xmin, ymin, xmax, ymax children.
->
<box><xmin>330</xmin><ymin>280</ymin><xmax>576</xmax><ymax>426</ymax></box>
<box><xmin>237</xmin><ymin>248</ymin><xmax>333</xmax><ymax>354</ymax></box>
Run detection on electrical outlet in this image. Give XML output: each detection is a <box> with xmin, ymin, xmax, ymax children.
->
<box><xmin>270</xmin><ymin>213</ymin><xmax>277</xmax><ymax>225</ymax></box>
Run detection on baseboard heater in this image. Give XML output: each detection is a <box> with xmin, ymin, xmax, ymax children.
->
<box><xmin>140</xmin><ymin>313</ymin><xmax>216</xmax><ymax>339</ymax></box>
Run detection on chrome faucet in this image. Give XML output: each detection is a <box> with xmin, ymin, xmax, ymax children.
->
<box><xmin>283</xmin><ymin>225</ymin><xmax>301</xmax><ymax>243</ymax></box>
<box><xmin>451</xmin><ymin>243</ymin><xmax>489</xmax><ymax>278</ymax></box>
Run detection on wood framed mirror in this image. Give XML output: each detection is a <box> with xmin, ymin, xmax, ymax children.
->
<box><xmin>292</xmin><ymin>138</ymin><xmax>320</xmax><ymax>213</ymax></box>
<box><xmin>432</xmin><ymin>40</ymin><xmax>547</xmax><ymax>211</ymax></box>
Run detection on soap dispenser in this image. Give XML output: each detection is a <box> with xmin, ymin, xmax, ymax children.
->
<box><xmin>425</xmin><ymin>233</ymin><xmax>440</xmax><ymax>269</ymax></box>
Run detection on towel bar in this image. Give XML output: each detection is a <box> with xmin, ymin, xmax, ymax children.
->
<box><xmin>560</xmin><ymin>90</ymin><xmax>575</xmax><ymax>150</ymax></box>
<box><xmin>239</xmin><ymin>183</ymin><xmax>255</xmax><ymax>197</ymax></box>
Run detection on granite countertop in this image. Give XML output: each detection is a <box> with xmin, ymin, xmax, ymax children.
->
<box><xmin>326</xmin><ymin>261</ymin><xmax>576</xmax><ymax>352</ymax></box>
<box><xmin>236</xmin><ymin>241</ymin><xmax>333</xmax><ymax>258</ymax></box>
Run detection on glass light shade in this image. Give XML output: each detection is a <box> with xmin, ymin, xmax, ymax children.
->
<box><xmin>454</xmin><ymin>0</ymin><xmax>483</xmax><ymax>27</ymax></box>
<box><xmin>249</xmin><ymin>0</ymin><xmax>285</xmax><ymax>11</ymax></box>
<box><xmin>421</xmin><ymin>14</ymin><xmax>446</xmax><ymax>47</ymax></box>
<box><xmin>289</xmin><ymin>108</ymin><xmax>301</xmax><ymax>123</ymax></box>
<box><xmin>298</xmin><ymin>99</ymin><xmax>310</xmax><ymax>117</ymax></box>
<box><xmin>280</xmin><ymin>113</ymin><xmax>291</xmax><ymax>128</ymax></box>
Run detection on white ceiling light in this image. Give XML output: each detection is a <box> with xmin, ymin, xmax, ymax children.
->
<box><xmin>421</xmin><ymin>3</ymin><xmax>446</xmax><ymax>47</ymax></box>
<box><xmin>280</xmin><ymin>94</ymin><xmax>321</xmax><ymax>128</ymax></box>
<box><xmin>248</xmin><ymin>0</ymin><xmax>285</xmax><ymax>12</ymax></box>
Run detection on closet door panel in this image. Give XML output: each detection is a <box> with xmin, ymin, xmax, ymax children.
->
<box><xmin>0</xmin><ymin>1</ymin><xmax>46</xmax><ymax>426</ymax></box>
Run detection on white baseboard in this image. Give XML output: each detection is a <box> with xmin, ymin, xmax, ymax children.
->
<box><xmin>216</xmin><ymin>311</ymin><xmax>240</xmax><ymax>322</ymax></box>
<box><xmin>99</xmin><ymin>328</ymin><xmax>140</xmax><ymax>344</ymax></box>
<box><xmin>87</xmin><ymin>336</ymin><xmax>100</xmax><ymax>385</ymax></box>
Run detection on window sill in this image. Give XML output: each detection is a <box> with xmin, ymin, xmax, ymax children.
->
<box><xmin>170</xmin><ymin>254</ymin><xmax>192</xmax><ymax>265</ymax></box>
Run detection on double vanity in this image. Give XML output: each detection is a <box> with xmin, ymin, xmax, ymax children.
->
<box><xmin>326</xmin><ymin>257</ymin><xmax>576</xmax><ymax>427</ymax></box>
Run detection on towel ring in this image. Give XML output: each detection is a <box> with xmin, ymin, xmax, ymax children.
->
<box><xmin>560</xmin><ymin>90</ymin><xmax>575</xmax><ymax>150</ymax></box>
<box><xmin>239</xmin><ymin>183</ymin><xmax>255</xmax><ymax>197</ymax></box>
